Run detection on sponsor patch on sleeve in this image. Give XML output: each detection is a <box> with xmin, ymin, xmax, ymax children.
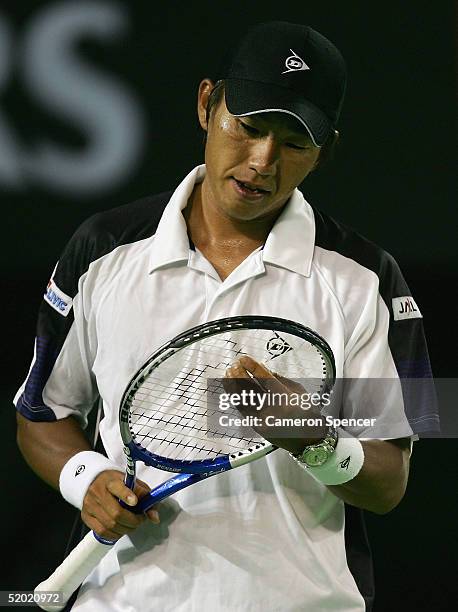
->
<box><xmin>44</xmin><ymin>278</ymin><xmax>73</xmax><ymax>316</ymax></box>
<box><xmin>392</xmin><ymin>296</ymin><xmax>422</xmax><ymax>321</ymax></box>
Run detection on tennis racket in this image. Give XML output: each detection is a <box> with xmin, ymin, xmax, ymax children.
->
<box><xmin>35</xmin><ymin>315</ymin><xmax>335</xmax><ymax>610</ymax></box>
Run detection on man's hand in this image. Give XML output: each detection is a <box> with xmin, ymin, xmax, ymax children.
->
<box><xmin>224</xmin><ymin>355</ymin><xmax>411</xmax><ymax>514</ymax></box>
<box><xmin>82</xmin><ymin>470</ymin><xmax>160</xmax><ymax>541</ymax></box>
<box><xmin>225</xmin><ymin>355</ymin><xmax>328</xmax><ymax>455</ymax></box>
<box><xmin>16</xmin><ymin>414</ymin><xmax>161</xmax><ymax>537</ymax></box>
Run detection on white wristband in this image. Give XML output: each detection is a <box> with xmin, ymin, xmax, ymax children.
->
<box><xmin>59</xmin><ymin>451</ymin><xmax>123</xmax><ymax>510</ymax></box>
<box><xmin>291</xmin><ymin>435</ymin><xmax>365</xmax><ymax>485</ymax></box>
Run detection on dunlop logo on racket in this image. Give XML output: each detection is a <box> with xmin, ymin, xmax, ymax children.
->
<box><xmin>266</xmin><ymin>332</ymin><xmax>293</xmax><ymax>359</ymax></box>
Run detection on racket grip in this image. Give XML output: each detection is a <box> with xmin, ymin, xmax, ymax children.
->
<box><xmin>34</xmin><ymin>531</ymin><xmax>114</xmax><ymax>611</ymax></box>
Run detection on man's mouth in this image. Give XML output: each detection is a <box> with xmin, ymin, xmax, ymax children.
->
<box><xmin>233</xmin><ymin>179</ymin><xmax>270</xmax><ymax>194</ymax></box>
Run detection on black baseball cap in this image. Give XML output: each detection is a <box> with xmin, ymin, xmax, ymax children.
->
<box><xmin>220</xmin><ymin>21</ymin><xmax>347</xmax><ymax>147</ymax></box>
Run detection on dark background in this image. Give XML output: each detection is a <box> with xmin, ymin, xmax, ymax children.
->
<box><xmin>2</xmin><ymin>1</ymin><xmax>456</xmax><ymax>610</ymax></box>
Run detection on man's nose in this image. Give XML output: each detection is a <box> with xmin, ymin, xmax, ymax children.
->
<box><xmin>248</xmin><ymin>136</ymin><xmax>280</xmax><ymax>176</ymax></box>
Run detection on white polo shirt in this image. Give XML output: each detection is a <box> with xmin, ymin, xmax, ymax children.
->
<box><xmin>15</xmin><ymin>165</ymin><xmax>437</xmax><ymax>611</ymax></box>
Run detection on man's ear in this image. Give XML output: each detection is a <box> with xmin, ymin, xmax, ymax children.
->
<box><xmin>197</xmin><ymin>78</ymin><xmax>215</xmax><ymax>132</ymax></box>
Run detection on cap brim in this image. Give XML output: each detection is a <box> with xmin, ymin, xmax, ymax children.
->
<box><xmin>224</xmin><ymin>78</ymin><xmax>333</xmax><ymax>147</ymax></box>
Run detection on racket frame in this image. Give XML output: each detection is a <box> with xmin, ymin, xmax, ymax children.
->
<box><xmin>119</xmin><ymin>315</ymin><xmax>335</xmax><ymax>483</ymax></box>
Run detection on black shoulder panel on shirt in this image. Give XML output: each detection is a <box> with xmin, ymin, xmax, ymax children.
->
<box><xmin>54</xmin><ymin>191</ymin><xmax>173</xmax><ymax>298</ymax></box>
<box><xmin>312</xmin><ymin>206</ymin><xmax>409</xmax><ymax>305</ymax></box>
<box><xmin>16</xmin><ymin>191</ymin><xmax>173</xmax><ymax>422</ymax></box>
<box><xmin>313</xmin><ymin>205</ymin><xmax>438</xmax><ymax>433</ymax></box>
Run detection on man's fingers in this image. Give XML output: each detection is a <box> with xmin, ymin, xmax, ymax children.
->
<box><xmin>86</xmin><ymin>488</ymin><xmax>144</xmax><ymax>530</ymax></box>
<box><xmin>134</xmin><ymin>478</ymin><xmax>151</xmax><ymax>493</ymax></box>
<box><xmin>83</xmin><ymin>503</ymin><xmax>132</xmax><ymax>539</ymax></box>
<box><xmin>105</xmin><ymin>484</ymin><xmax>158</xmax><ymax>526</ymax></box>
<box><xmin>238</xmin><ymin>355</ymin><xmax>276</xmax><ymax>380</ymax></box>
<box><xmin>89</xmin><ymin>470</ymin><xmax>137</xmax><ymax>506</ymax></box>
<box><xmin>227</xmin><ymin>356</ymin><xmax>285</xmax><ymax>393</ymax></box>
<box><xmin>81</xmin><ymin>511</ymin><xmax>124</xmax><ymax>542</ymax></box>
<box><xmin>146</xmin><ymin>508</ymin><xmax>161</xmax><ymax>524</ymax></box>
<box><xmin>106</xmin><ymin>477</ymin><xmax>138</xmax><ymax>506</ymax></box>
<box><xmin>82</xmin><ymin>470</ymin><xmax>161</xmax><ymax>536</ymax></box>
<box><xmin>105</xmin><ymin>476</ymin><xmax>160</xmax><ymax>523</ymax></box>
<box><xmin>94</xmin><ymin>505</ymin><xmax>139</xmax><ymax>534</ymax></box>
<box><xmin>274</xmin><ymin>373</ymin><xmax>307</xmax><ymax>394</ymax></box>
<box><xmin>133</xmin><ymin>478</ymin><xmax>160</xmax><ymax>524</ymax></box>
<box><xmin>223</xmin><ymin>365</ymin><xmax>260</xmax><ymax>396</ymax></box>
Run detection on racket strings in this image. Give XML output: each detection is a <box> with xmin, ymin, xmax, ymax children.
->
<box><xmin>132</xmin><ymin>416</ymin><xmax>255</xmax><ymax>458</ymax></box>
<box><xmin>128</xmin><ymin>328</ymin><xmax>329</xmax><ymax>461</ymax></box>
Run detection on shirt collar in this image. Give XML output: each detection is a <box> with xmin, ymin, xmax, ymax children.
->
<box><xmin>149</xmin><ymin>164</ymin><xmax>316</xmax><ymax>277</ymax></box>
<box><xmin>262</xmin><ymin>188</ymin><xmax>316</xmax><ymax>277</ymax></box>
<box><xmin>148</xmin><ymin>165</ymin><xmax>205</xmax><ymax>273</ymax></box>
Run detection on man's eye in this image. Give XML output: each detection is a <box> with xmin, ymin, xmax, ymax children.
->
<box><xmin>286</xmin><ymin>142</ymin><xmax>308</xmax><ymax>150</ymax></box>
<box><xmin>240</xmin><ymin>122</ymin><xmax>259</xmax><ymax>135</ymax></box>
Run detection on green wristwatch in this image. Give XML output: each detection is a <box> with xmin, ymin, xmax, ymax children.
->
<box><xmin>293</xmin><ymin>425</ymin><xmax>338</xmax><ymax>467</ymax></box>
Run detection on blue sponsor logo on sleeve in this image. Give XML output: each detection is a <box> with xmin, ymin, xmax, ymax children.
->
<box><xmin>44</xmin><ymin>278</ymin><xmax>73</xmax><ymax>316</ymax></box>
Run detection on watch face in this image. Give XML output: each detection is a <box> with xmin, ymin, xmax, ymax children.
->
<box><xmin>304</xmin><ymin>446</ymin><xmax>329</xmax><ymax>467</ymax></box>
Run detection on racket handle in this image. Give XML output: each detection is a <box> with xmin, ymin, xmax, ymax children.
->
<box><xmin>34</xmin><ymin>531</ymin><xmax>114</xmax><ymax>611</ymax></box>
<box><xmin>34</xmin><ymin>473</ymin><xmax>224</xmax><ymax>609</ymax></box>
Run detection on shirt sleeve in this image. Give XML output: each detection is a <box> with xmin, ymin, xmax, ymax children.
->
<box><xmin>14</xmin><ymin>193</ymin><xmax>172</xmax><ymax>427</ymax></box>
<box><xmin>13</xmin><ymin>215</ymin><xmax>112</xmax><ymax>428</ymax></box>
<box><xmin>340</xmin><ymin>252</ymin><xmax>439</xmax><ymax>439</ymax></box>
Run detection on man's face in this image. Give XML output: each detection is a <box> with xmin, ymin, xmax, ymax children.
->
<box><xmin>202</xmin><ymin>93</ymin><xmax>321</xmax><ymax>222</ymax></box>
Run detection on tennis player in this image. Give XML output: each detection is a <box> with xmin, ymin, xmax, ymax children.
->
<box><xmin>15</xmin><ymin>21</ymin><xmax>438</xmax><ymax>611</ymax></box>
